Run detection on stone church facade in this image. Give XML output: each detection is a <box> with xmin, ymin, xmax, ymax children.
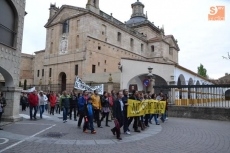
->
<box><xmin>21</xmin><ymin>0</ymin><xmax>180</xmax><ymax>92</ymax></box>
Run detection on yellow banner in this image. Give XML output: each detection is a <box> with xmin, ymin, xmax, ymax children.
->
<box><xmin>127</xmin><ymin>99</ymin><xmax>166</xmax><ymax>117</ymax></box>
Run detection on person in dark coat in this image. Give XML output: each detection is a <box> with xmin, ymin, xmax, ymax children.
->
<box><xmin>122</xmin><ymin>89</ymin><xmax>130</xmax><ymax>134</ymax></box>
<box><xmin>78</xmin><ymin>90</ymin><xmax>88</xmax><ymax>128</ymax></box>
<box><xmin>128</xmin><ymin>90</ymin><xmax>141</xmax><ymax>132</ymax></box>
<box><xmin>111</xmin><ymin>91</ymin><xmax>124</xmax><ymax>140</ymax></box>
<box><xmin>20</xmin><ymin>93</ymin><xmax>28</xmax><ymax>111</ymax></box>
<box><xmin>69</xmin><ymin>91</ymin><xmax>78</xmax><ymax>121</ymax></box>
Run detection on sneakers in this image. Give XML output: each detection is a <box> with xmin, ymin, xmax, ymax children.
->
<box><xmin>125</xmin><ymin>131</ymin><xmax>131</xmax><ymax>135</ymax></box>
<box><xmin>106</xmin><ymin>125</ymin><xmax>110</xmax><ymax>127</ymax></box>
<box><xmin>91</xmin><ymin>131</ymin><xmax>96</xmax><ymax>134</ymax></box>
<box><xmin>83</xmin><ymin>130</ymin><xmax>88</xmax><ymax>133</ymax></box>
<box><xmin>63</xmin><ymin>120</ymin><xmax>67</xmax><ymax>123</ymax></box>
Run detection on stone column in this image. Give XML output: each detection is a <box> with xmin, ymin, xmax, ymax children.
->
<box><xmin>1</xmin><ymin>87</ymin><xmax>22</xmax><ymax>122</ymax></box>
<box><xmin>175</xmin><ymin>89</ymin><xmax>180</xmax><ymax>105</ymax></box>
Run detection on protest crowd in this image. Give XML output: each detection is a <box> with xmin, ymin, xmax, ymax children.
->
<box><xmin>19</xmin><ymin>89</ymin><xmax>168</xmax><ymax>140</ymax></box>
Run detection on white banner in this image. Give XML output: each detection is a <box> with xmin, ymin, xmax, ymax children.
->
<box><xmin>21</xmin><ymin>87</ymin><xmax>35</xmax><ymax>93</ymax></box>
<box><xmin>74</xmin><ymin>76</ymin><xmax>104</xmax><ymax>95</ymax></box>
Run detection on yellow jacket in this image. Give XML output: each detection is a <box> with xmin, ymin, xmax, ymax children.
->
<box><xmin>91</xmin><ymin>94</ymin><xmax>101</xmax><ymax>109</ymax></box>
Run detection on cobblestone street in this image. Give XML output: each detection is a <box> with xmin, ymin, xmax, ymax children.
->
<box><xmin>0</xmin><ymin>111</ymin><xmax>230</xmax><ymax>153</ymax></box>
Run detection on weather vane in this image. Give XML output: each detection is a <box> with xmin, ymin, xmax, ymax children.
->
<box><xmin>222</xmin><ymin>52</ymin><xmax>230</xmax><ymax>60</ymax></box>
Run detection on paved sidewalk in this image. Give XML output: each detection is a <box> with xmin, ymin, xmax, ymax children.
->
<box><xmin>0</xmin><ymin>110</ymin><xmax>230</xmax><ymax>153</ymax></box>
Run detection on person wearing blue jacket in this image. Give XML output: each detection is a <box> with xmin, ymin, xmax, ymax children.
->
<box><xmin>83</xmin><ymin>97</ymin><xmax>96</xmax><ymax>134</ymax></box>
<box><xmin>77</xmin><ymin>90</ymin><xmax>88</xmax><ymax>128</ymax></box>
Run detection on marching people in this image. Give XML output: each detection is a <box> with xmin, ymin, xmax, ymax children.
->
<box><xmin>28</xmin><ymin>90</ymin><xmax>39</xmax><ymax>120</ymax></box>
<box><xmin>128</xmin><ymin>90</ymin><xmax>141</xmax><ymax>132</ymax></box>
<box><xmin>107</xmin><ymin>92</ymin><xmax>113</xmax><ymax>121</ymax></box>
<box><xmin>49</xmin><ymin>91</ymin><xmax>57</xmax><ymax>115</ymax></box>
<box><xmin>111</xmin><ymin>91</ymin><xmax>124</xmax><ymax>140</ymax></box>
<box><xmin>143</xmin><ymin>94</ymin><xmax>150</xmax><ymax>127</ymax></box>
<box><xmin>149</xmin><ymin>93</ymin><xmax>160</xmax><ymax>125</ymax></box>
<box><xmin>122</xmin><ymin>89</ymin><xmax>130</xmax><ymax>135</ymax></box>
<box><xmin>55</xmin><ymin>93</ymin><xmax>61</xmax><ymax>114</ymax></box>
<box><xmin>0</xmin><ymin>92</ymin><xmax>6</xmax><ymax>130</ymax></box>
<box><xmin>69</xmin><ymin>91</ymin><xmax>78</xmax><ymax>121</ymax></box>
<box><xmin>83</xmin><ymin>97</ymin><xmax>96</xmax><ymax>134</ymax></box>
<box><xmin>91</xmin><ymin>90</ymin><xmax>103</xmax><ymax>128</ymax></box>
<box><xmin>60</xmin><ymin>91</ymin><xmax>70</xmax><ymax>123</ymax></box>
<box><xmin>78</xmin><ymin>90</ymin><xmax>88</xmax><ymax>128</ymax></box>
<box><xmin>38</xmin><ymin>91</ymin><xmax>48</xmax><ymax>119</ymax></box>
<box><xmin>100</xmin><ymin>91</ymin><xmax>110</xmax><ymax>127</ymax></box>
<box><xmin>20</xmin><ymin>93</ymin><xmax>28</xmax><ymax>111</ymax></box>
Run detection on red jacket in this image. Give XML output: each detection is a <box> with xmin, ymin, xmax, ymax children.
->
<box><xmin>28</xmin><ymin>93</ymin><xmax>39</xmax><ymax>106</ymax></box>
<box><xmin>49</xmin><ymin>95</ymin><xmax>57</xmax><ymax>107</ymax></box>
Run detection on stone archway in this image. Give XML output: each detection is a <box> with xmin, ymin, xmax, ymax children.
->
<box><xmin>59</xmin><ymin>72</ymin><xmax>67</xmax><ymax>92</ymax></box>
<box><xmin>127</xmin><ymin>73</ymin><xmax>168</xmax><ymax>94</ymax></box>
<box><xmin>0</xmin><ymin>66</ymin><xmax>14</xmax><ymax>87</ymax></box>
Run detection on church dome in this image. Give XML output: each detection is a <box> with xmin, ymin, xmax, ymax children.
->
<box><xmin>126</xmin><ymin>0</ymin><xmax>147</xmax><ymax>25</ymax></box>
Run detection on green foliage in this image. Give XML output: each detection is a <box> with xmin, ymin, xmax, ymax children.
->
<box><xmin>197</xmin><ymin>64</ymin><xmax>207</xmax><ymax>78</ymax></box>
<box><xmin>19</xmin><ymin>81</ymin><xmax>22</xmax><ymax>87</ymax></box>
<box><xmin>23</xmin><ymin>79</ymin><xmax>27</xmax><ymax>90</ymax></box>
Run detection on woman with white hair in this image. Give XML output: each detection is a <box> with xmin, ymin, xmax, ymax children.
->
<box><xmin>38</xmin><ymin>91</ymin><xmax>48</xmax><ymax>119</ymax></box>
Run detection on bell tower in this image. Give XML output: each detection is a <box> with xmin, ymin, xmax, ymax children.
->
<box><xmin>86</xmin><ymin>0</ymin><xmax>100</xmax><ymax>14</ymax></box>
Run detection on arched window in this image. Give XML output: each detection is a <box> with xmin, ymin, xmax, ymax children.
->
<box><xmin>0</xmin><ymin>0</ymin><xmax>17</xmax><ymax>47</ymax></box>
<box><xmin>62</xmin><ymin>20</ymin><xmax>69</xmax><ymax>34</ymax></box>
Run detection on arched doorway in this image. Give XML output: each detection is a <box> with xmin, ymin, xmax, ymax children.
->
<box><xmin>225</xmin><ymin>89</ymin><xmax>230</xmax><ymax>100</ymax></box>
<box><xmin>127</xmin><ymin>73</ymin><xmax>168</xmax><ymax>94</ymax></box>
<box><xmin>177</xmin><ymin>74</ymin><xmax>186</xmax><ymax>99</ymax></box>
<box><xmin>59</xmin><ymin>72</ymin><xmax>67</xmax><ymax>92</ymax></box>
<box><xmin>188</xmin><ymin>78</ymin><xmax>194</xmax><ymax>99</ymax></box>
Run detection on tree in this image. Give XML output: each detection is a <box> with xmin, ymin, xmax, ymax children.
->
<box><xmin>197</xmin><ymin>64</ymin><xmax>207</xmax><ymax>78</ymax></box>
<box><xmin>19</xmin><ymin>81</ymin><xmax>22</xmax><ymax>87</ymax></box>
<box><xmin>23</xmin><ymin>79</ymin><xmax>27</xmax><ymax>90</ymax></box>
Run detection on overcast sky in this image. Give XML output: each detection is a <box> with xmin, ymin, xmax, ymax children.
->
<box><xmin>22</xmin><ymin>0</ymin><xmax>230</xmax><ymax>79</ymax></box>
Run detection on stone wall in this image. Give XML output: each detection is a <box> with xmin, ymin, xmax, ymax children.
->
<box><xmin>168</xmin><ymin>106</ymin><xmax>230</xmax><ymax>121</ymax></box>
<box><xmin>0</xmin><ymin>0</ymin><xmax>26</xmax><ymax>121</ymax></box>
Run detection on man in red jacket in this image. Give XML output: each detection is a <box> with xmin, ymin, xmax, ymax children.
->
<box><xmin>28</xmin><ymin>90</ymin><xmax>39</xmax><ymax>120</ymax></box>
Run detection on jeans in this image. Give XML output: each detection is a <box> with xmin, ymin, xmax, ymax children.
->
<box><xmin>0</xmin><ymin>112</ymin><xmax>2</xmax><ymax>124</ymax></box>
<box><xmin>39</xmin><ymin>105</ymin><xmax>45</xmax><ymax>118</ymax></box>
<box><xmin>149</xmin><ymin>114</ymin><xmax>159</xmax><ymax>124</ymax></box>
<box><xmin>100</xmin><ymin>112</ymin><xmax>109</xmax><ymax>126</ymax></box>
<box><xmin>62</xmin><ymin>107</ymin><xmax>68</xmax><ymax>121</ymax></box>
<box><xmin>144</xmin><ymin>114</ymin><xmax>150</xmax><ymax>126</ymax></box>
<box><xmin>128</xmin><ymin>116</ymin><xmax>139</xmax><ymax>130</ymax></box>
<box><xmin>56</xmin><ymin>104</ymin><xmax>60</xmax><ymax>114</ymax></box>
<box><xmin>83</xmin><ymin>115</ymin><xmax>94</xmax><ymax>132</ymax></box>
<box><xmin>30</xmin><ymin>106</ymin><xmax>38</xmax><ymax>119</ymax></box>
<box><xmin>69</xmin><ymin>106</ymin><xmax>77</xmax><ymax>120</ymax></box>
<box><xmin>94</xmin><ymin>109</ymin><xmax>101</xmax><ymax>127</ymax></box>
<box><xmin>50</xmin><ymin>107</ymin><xmax>55</xmax><ymax>115</ymax></box>
<box><xmin>123</xmin><ymin>110</ymin><xmax>129</xmax><ymax>132</ymax></box>
<box><xmin>78</xmin><ymin>111</ymin><xmax>84</xmax><ymax>127</ymax></box>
